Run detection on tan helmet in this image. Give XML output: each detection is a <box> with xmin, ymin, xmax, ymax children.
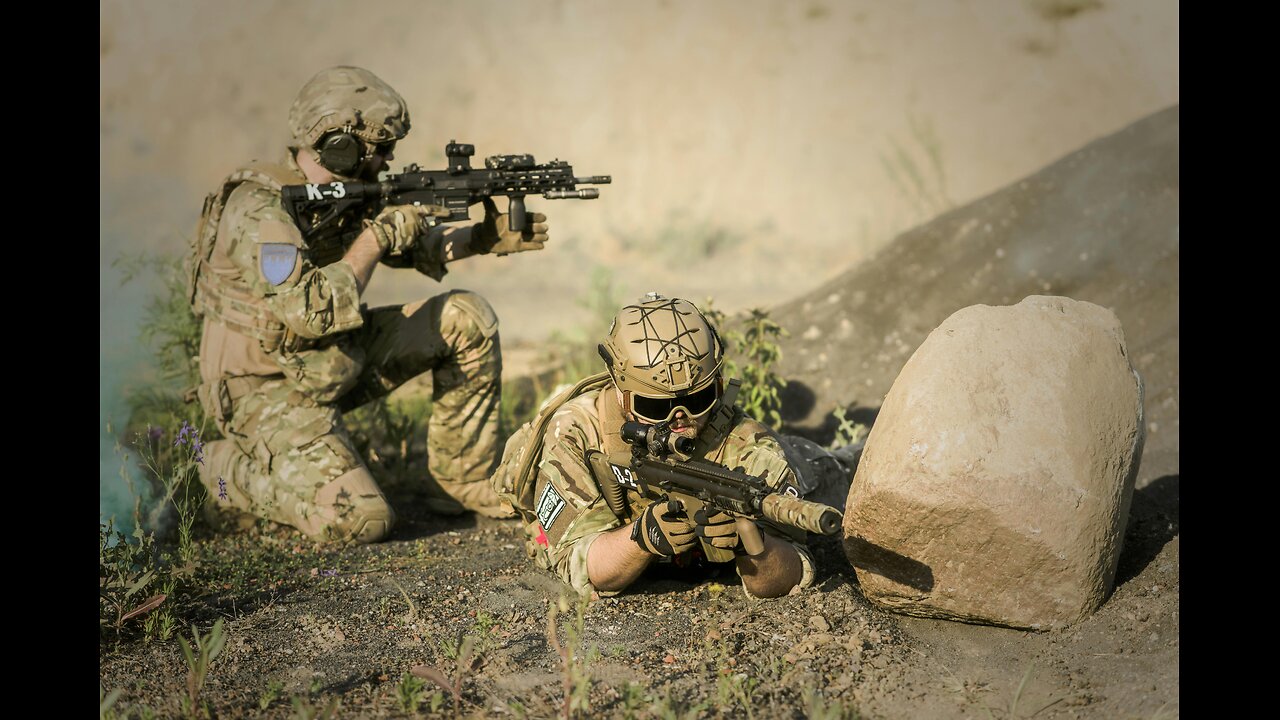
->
<box><xmin>287</xmin><ymin>66</ymin><xmax>411</xmax><ymax>153</ymax></box>
<box><xmin>599</xmin><ymin>293</ymin><xmax>725</xmax><ymax>422</ymax></box>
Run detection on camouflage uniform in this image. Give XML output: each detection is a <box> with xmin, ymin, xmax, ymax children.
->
<box><xmin>496</xmin><ymin>383</ymin><xmax>853</xmax><ymax>597</ymax></box>
<box><xmin>192</xmin><ymin>151</ymin><xmax>502</xmax><ymax>543</ymax></box>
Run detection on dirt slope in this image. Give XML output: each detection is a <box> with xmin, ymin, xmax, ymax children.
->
<box><xmin>774</xmin><ymin>105</ymin><xmax>1179</xmax><ymax>487</ymax></box>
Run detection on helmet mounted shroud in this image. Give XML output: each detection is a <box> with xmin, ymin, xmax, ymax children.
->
<box><xmin>598</xmin><ymin>294</ymin><xmax>726</xmax><ymax>424</ymax></box>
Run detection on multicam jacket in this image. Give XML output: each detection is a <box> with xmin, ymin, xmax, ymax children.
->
<box><xmin>188</xmin><ymin>152</ymin><xmax>466</xmax><ymax>405</ymax></box>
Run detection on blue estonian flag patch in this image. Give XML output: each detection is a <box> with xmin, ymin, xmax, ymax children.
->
<box><xmin>259</xmin><ymin>243</ymin><xmax>298</xmax><ymax>286</ymax></box>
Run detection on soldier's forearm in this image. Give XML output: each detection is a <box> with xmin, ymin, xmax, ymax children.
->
<box><xmin>342</xmin><ymin>227</ymin><xmax>384</xmax><ymax>293</ymax></box>
<box><xmin>435</xmin><ymin>223</ymin><xmax>480</xmax><ymax>264</ymax></box>
<box><xmin>586</xmin><ymin>524</ymin><xmax>654</xmax><ymax>592</ymax></box>
<box><xmin>735</xmin><ymin>533</ymin><xmax>803</xmax><ymax>598</ymax></box>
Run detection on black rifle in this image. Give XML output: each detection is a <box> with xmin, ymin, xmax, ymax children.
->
<box><xmin>588</xmin><ymin>420</ymin><xmax>844</xmax><ymax>563</ymax></box>
<box><xmin>280</xmin><ymin>140</ymin><xmax>611</xmax><ymax>237</ymax></box>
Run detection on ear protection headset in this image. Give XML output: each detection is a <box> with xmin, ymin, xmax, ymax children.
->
<box><xmin>315</xmin><ymin>130</ymin><xmax>366</xmax><ymax>177</ymax></box>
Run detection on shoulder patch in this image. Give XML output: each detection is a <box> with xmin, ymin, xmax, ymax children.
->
<box><xmin>536</xmin><ymin>482</ymin><xmax>567</xmax><ymax>531</ymax></box>
<box><xmin>259</xmin><ymin>243</ymin><xmax>298</xmax><ymax>286</ymax></box>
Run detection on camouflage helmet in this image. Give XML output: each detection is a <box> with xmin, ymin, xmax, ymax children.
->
<box><xmin>599</xmin><ymin>293</ymin><xmax>725</xmax><ymax>405</ymax></box>
<box><xmin>287</xmin><ymin>66</ymin><xmax>411</xmax><ymax>150</ymax></box>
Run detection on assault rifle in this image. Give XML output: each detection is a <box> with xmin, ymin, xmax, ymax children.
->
<box><xmin>588</xmin><ymin>420</ymin><xmax>844</xmax><ymax>563</ymax></box>
<box><xmin>280</xmin><ymin>140</ymin><xmax>611</xmax><ymax>237</ymax></box>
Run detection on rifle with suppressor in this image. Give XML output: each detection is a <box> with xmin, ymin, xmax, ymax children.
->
<box><xmin>587</xmin><ymin>420</ymin><xmax>844</xmax><ymax>564</ymax></box>
<box><xmin>280</xmin><ymin>139</ymin><xmax>611</xmax><ymax>238</ymax></box>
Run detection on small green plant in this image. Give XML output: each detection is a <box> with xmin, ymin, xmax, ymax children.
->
<box><xmin>702</xmin><ymin>301</ymin><xmax>789</xmax><ymax>428</ymax></box>
<box><xmin>546</xmin><ymin>594</ymin><xmax>595</xmax><ymax>720</ymax></box>
<box><xmin>396</xmin><ymin>672</ymin><xmax>428</xmax><ymax>715</ymax></box>
<box><xmin>258</xmin><ymin>679</ymin><xmax>284</xmax><ymax>710</ymax></box>
<box><xmin>713</xmin><ymin>642</ymin><xmax>761</xmax><ymax>720</ymax></box>
<box><xmin>828</xmin><ymin>405</ymin><xmax>869</xmax><ymax>449</ymax></box>
<box><xmin>177</xmin><ymin>618</ymin><xmax>226</xmax><ymax>719</ymax></box>
<box><xmin>412</xmin><ymin>628</ymin><xmax>485</xmax><ymax>718</ymax></box>
<box><xmin>619</xmin><ymin>682</ymin><xmax>646</xmax><ymax>720</ymax></box>
<box><xmin>101</xmin><ymin>414</ymin><xmax>211</xmax><ymax>647</ymax></box>
<box><xmin>289</xmin><ymin>694</ymin><xmax>341</xmax><ymax>720</ymax></box>
<box><xmin>101</xmin><ymin>684</ymin><xmax>123</xmax><ymax>719</ymax></box>
<box><xmin>100</xmin><ymin>520</ymin><xmax>167</xmax><ymax>645</ymax></box>
<box><xmin>134</xmin><ymin>420</ymin><xmax>208</xmax><ymax>569</ymax></box>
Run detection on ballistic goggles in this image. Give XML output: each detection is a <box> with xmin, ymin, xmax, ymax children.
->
<box><xmin>623</xmin><ymin>379</ymin><xmax>721</xmax><ymax>425</ymax></box>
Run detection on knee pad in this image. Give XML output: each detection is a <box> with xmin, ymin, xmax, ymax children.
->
<box><xmin>312</xmin><ymin>467</ymin><xmax>396</xmax><ymax>543</ymax></box>
<box><xmin>440</xmin><ymin>290</ymin><xmax>499</xmax><ymax>342</ymax></box>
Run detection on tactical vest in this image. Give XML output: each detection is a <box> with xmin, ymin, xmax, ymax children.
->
<box><xmin>186</xmin><ymin>161</ymin><xmax>311</xmax><ymax>355</ymax></box>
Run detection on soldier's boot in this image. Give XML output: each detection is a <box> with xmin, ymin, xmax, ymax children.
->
<box><xmin>423</xmin><ymin>475</ymin><xmax>515</xmax><ymax>518</ymax></box>
<box><xmin>198</xmin><ymin>439</ymin><xmax>259</xmax><ymax>533</ymax></box>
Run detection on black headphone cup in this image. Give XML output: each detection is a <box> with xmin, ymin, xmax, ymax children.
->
<box><xmin>317</xmin><ymin>132</ymin><xmax>363</xmax><ymax>176</ymax></box>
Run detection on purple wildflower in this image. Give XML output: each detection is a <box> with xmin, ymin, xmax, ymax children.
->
<box><xmin>218</xmin><ymin>476</ymin><xmax>227</xmax><ymax>501</ymax></box>
<box><xmin>320</xmin><ymin>569</ymin><xmax>339</xmax><ymax>577</ymax></box>
<box><xmin>174</xmin><ymin>420</ymin><xmax>193</xmax><ymax>447</ymax></box>
<box><xmin>147</xmin><ymin>426</ymin><xmax>164</xmax><ymax>442</ymax></box>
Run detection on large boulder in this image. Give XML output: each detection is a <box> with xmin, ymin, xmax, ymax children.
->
<box><xmin>843</xmin><ymin>295</ymin><xmax>1144</xmax><ymax>630</ymax></box>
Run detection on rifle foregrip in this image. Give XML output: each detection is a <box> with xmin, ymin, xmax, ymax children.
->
<box><xmin>509</xmin><ymin>196</ymin><xmax>527</xmax><ymax>232</ymax></box>
<box><xmin>760</xmin><ymin>494</ymin><xmax>843</xmax><ymax>536</ymax></box>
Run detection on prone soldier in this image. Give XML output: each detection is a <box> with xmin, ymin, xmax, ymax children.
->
<box><xmin>492</xmin><ymin>294</ymin><xmax>857</xmax><ymax>598</ymax></box>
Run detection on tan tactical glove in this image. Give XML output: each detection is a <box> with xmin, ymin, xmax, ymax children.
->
<box><xmin>695</xmin><ymin>508</ymin><xmax>766</xmax><ymax>556</ymax></box>
<box><xmin>631</xmin><ymin>499</ymin><xmax>697</xmax><ymax>557</ymax></box>
<box><xmin>367</xmin><ymin>203</ymin><xmax>450</xmax><ymax>257</ymax></box>
<box><xmin>470</xmin><ymin>197</ymin><xmax>549</xmax><ymax>256</ymax></box>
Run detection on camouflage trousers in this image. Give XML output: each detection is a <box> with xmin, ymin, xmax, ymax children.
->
<box><xmin>199</xmin><ymin>290</ymin><xmax>502</xmax><ymax>543</ymax></box>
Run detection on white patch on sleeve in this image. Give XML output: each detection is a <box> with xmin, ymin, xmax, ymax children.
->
<box><xmin>536</xmin><ymin>482</ymin><xmax>567</xmax><ymax>530</ymax></box>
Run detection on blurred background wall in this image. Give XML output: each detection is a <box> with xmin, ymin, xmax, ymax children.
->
<box><xmin>100</xmin><ymin>0</ymin><xmax>1178</xmax><ymax>523</ymax></box>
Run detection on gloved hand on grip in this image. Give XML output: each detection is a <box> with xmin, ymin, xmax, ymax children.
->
<box><xmin>367</xmin><ymin>203</ymin><xmax>450</xmax><ymax>257</ymax></box>
<box><xmin>695</xmin><ymin>508</ymin><xmax>766</xmax><ymax>556</ymax></box>
<box><xmin>631</xmin><ymin>499</ymin><xmax>697</xmax><ymax>557</ymax></box>
<box><xmin>471</xmin><ymin>197</ymin><xmax>549</xmax><ymax>256</ymax></box>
